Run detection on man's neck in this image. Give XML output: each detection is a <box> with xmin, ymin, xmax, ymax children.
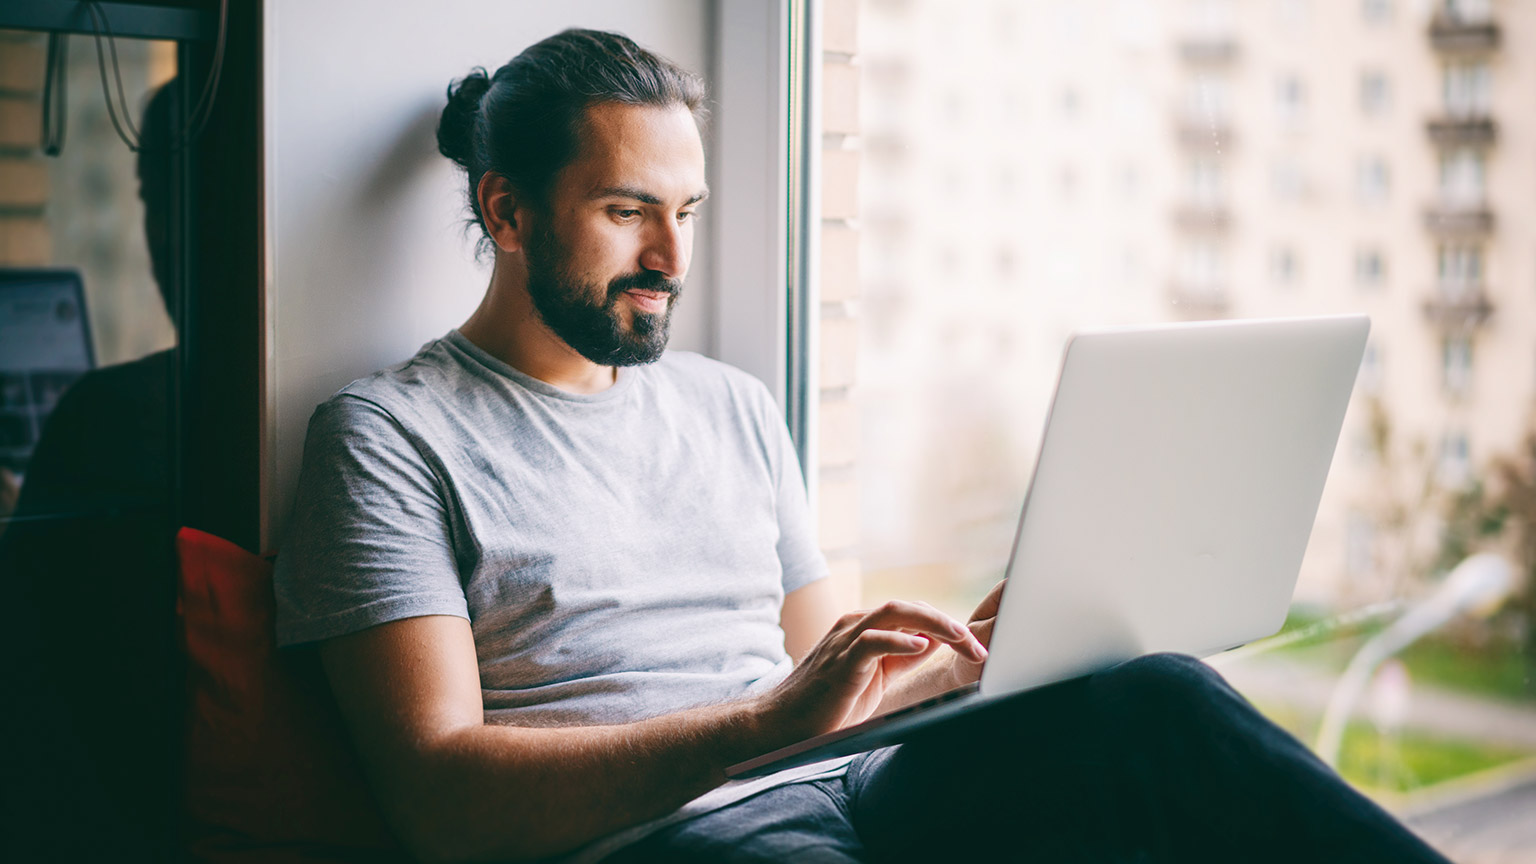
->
<box><xmin>459</xmin><ymin>269</ymin><xmax>618</xmax><ymax>396</ymax></box>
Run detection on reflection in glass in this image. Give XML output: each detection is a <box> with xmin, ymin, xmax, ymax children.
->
<box><xmin>0</xmin><ymin>28</ymin><xmax>183</xmax><ymax>859</ymax></box>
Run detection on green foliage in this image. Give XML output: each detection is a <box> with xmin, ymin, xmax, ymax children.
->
<box><xmin>1255</xmin><ymin>701</ymin><xmax>1532</xmax><ymax>794</ymax></box>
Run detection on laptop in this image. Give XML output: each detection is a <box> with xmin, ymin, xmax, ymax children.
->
<box><xmin>728</xmin><ymin>314</ymin><xmax>1370</xmax><ymax>779</ymax></box>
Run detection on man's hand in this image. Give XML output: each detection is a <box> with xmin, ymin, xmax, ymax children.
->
<box><xmin>950</xmin><ymin>579</ymin><xmax>1007</xmax><ymax>688</ymax></box>
<box><xmin>756</xmin><ymin>600</ymin><xmax>988</xmax><ymax>742</ymax></box>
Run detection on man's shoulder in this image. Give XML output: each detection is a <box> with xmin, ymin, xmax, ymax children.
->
<box><xmin>303</xmin><ymin>337</ymin><xmax>469</xmax><ymax>438</ymax></box>
<box><xmin>335</xmin><ymin>336</ymin><xmax>461</xmax><ymax>404</ymax></box>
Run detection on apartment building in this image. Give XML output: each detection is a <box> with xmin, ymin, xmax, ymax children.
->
<box><xmin>853</xmin><ymin>0</ymin><xmax>1535</xmax><ymax>610</ymax></box>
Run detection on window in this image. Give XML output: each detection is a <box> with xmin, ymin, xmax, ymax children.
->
<box><xmin>1270</xmin><ymin>246</ymin><xmax>1300</xmax><ymax>287</ymax></box>
<box><xmin>1185</xmin><ymin>73</ymin><xmax>1231</xmax><ymax>123</ymax></box>
<box><xmin>1189</xmin><ymin>0</ymin><xmax>1236</xmax><ymax>35</ymax></box>
<box><xmin>1358</xmin><ymin>342</ymin><xmax>1383</xmax><ymax>394</ymax></box>
<box><xmin>1438</xmin><ymin>431</ymin><xmax>1472</xmax><ymax>486</ymax></box>
<box><xmin>839</xmin><ymin>4</ymin><xmax>1536</xmax><ymax>833</ymax></box>
<box><xmin>1439</xmin><ymin>148</ymin><xmax>1485</xmax><ymax>206</ymax></box>
<box><xmin>1059</xmin><ymin>87</ymin><xmax>1081</xmax><ymax>118</ymax></box>
<box><xmin>1275</xmin><ymin>74</ymin><xmax>1306</xmax><ymax>125</ymax></box>
<box><xmin>1354</xmin><ymin>248</ymin><xmax>1385</xmax><ymax>289</ymax></box>
<box><xmin>1186</xmin><ymin>158</ymin><xmax>1224</xmax><ymax>206</ymax></box>
<box><xmin>1444</xmin><ymin>62</ymin><xmax>1492</xmax><ymax>117</ymax></box>
<box><xmin>1181</xmin><ymin>242</ymin><xmax>1227</xmax><ymax>293</ymax></box>
<box><xmin>1359</xmin><ymin>70</ymin><xmax>1390</xmax><ymax>116</ymax></box>
<box><xmin>1355</xmin><ymin>156</ymin><xmax>1390</xmax><ymax>204</ymax></box>
<box><xmin>1276</xmin><ymin>0</ymin><xmax>1311</xmax><ymax>30</ymax></box>
<box><xmin>1270</xmin><ymin>157</ymin><xmax>1304</xmax><ymax>201</ymax></box>
<box><xmin>1438</xmin><ymin>245</ymin><xmax>1483</xmax><ymax>296</ymax></box>
<box><xmin>1442</xmin><ymin>335</ymin><xmax>1473</xmax><ymax>395</ymax></box>
<box><xmin>1441</xmin><ymin>0</ymin><xmax>1492</xmax><ymax>24</ymax></box>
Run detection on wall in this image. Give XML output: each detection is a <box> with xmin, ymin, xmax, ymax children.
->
<box><xmin>263</xmin><ymin>1</ymin><xmax>719</xmax><ymax>546</ymax></box>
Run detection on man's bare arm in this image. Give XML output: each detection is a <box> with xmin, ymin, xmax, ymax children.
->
<box><xmin>320</xmin><ymin>615</ymin><xmax>770</xmax><ymax>863</ymax></box>
<box><xmin>322</xmin><ymin>602</ymin><xmax>985</xmax><ymax>863</ymax></box>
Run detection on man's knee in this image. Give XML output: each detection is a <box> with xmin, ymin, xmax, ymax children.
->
<box><xmin>1088</xmin><ymin>652</ymin><xmax>1230</xmax><ymax>717</ymax></box>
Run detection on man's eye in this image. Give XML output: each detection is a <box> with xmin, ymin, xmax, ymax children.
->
<box><xmin>612</xmin><ymin>209</ymin><xmax>642</xmax><ymax>221</ymax></box>
<box><xmin>677</xmin><ymin>210</ymin><xmax>698</xmax><ymax>223</ymax></box>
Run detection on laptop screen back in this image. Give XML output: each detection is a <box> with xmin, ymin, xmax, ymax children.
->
<box><xmin>979</xmin><ymin>315</ymin><xmax>1369</xmax><ymax>698</ymax></box>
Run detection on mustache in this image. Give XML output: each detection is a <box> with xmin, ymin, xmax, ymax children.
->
<box><xmin>607</xmin><ymin>270</ymin><xmax>683</xmax><ymax>303</ymax></box>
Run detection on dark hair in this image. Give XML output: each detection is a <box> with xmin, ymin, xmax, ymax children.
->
<box><xmin>437</xmin><ymin>28</ymin><xmax>708</xmax><ymax>253</ymax></box>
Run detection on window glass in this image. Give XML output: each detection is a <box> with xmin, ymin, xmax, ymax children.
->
<box><xmin>837</xmin><ymin>2</ymin><xmax>1535</xmax><ymax>854</ymax></box>
<box><xmin>0</xmin><ymin>24</ymin><xmax>187</xmax><ymax>859</ymax></box>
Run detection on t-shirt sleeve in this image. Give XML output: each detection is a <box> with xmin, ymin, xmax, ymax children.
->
<box><xmin>273</xmin><ymin>395</ymin><xmax>469</xmax><ymax>647</ymax></box>
<box><xmin>754</xmin><ymin>385</ymin><xmax>830</xmax><ymax>596</ymax></box>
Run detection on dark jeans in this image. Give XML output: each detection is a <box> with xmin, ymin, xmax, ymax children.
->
<box><xmin>607</xmin><ymin>653</ymin><xmax>1452</xmax><ymax>863</ymax></box>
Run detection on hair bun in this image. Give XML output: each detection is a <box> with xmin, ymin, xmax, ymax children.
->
<box><xmin>437</xmin><ymin>68</ymin><xmax>492</xmax><ymax>171</ymax></box>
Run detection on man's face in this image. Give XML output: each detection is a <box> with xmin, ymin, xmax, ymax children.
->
<box><xmin>522</xmin><ymin>102</ymin><xmax>708</xmax><ymax>366</ymax></box>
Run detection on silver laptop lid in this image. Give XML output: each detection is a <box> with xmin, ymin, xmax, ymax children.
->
<box><xmin>979</xmin><ymin>315</ymin><xmax>1369</xmax><ymax>698</ymax></box>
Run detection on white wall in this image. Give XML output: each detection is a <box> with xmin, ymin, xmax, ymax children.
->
<box><xmin>263</xmin><ymin>0</ymin><xmax>794</xmax><ymax>548</ymax></box>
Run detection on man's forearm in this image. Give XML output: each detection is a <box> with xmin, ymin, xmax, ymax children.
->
<box><xmin>384</xmin><ymin>699</ymin><xmax>775</xmax><ymax>863</ymax></box>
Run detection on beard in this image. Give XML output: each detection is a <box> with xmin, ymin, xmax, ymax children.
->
<box><xmin>523</xmin><ymin>222</ymin><xmax>682</xmax><ymax>367</ymax></box>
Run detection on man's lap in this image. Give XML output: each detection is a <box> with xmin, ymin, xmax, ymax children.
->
<box><xmin>603</xmin><ymin>776</ymin><xmax>866</xmax><ymax>863</ymax></box>
<box><xmin>602</xmin><ymin>654</ymin><xmax>1449</xmax><ymax>864</ymax></box>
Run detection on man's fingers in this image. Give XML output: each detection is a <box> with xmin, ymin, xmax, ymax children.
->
<box><xmin>856</xmin><ymin>601</ymin><xmax>987</xmax><ymax>663</ymax></box>
<box><xmin>969</xmin><ymin>616</ymin><xmax>996</xmax><ymax>649</ymax></box>
<box><xmin>848</xmin><ymin>629</ymin><xmax>932</xmax><ymax>665</ymax></box>
<box><xmin>970</xmin><ymin>579</ymin><xmax>1007</xmax><ymax>623</ymax></box>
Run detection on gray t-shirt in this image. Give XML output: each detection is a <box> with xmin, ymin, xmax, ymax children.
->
<box><xmin>274</xmin><ymin>331</ymin><xmax>845</xmax><ymax>859</ymax></box>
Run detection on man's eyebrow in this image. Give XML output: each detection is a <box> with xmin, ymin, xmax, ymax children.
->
<box><xmin>589</xmin><ymin>185</ymin><xmax>711</xmax><ymax>206</ymax></box>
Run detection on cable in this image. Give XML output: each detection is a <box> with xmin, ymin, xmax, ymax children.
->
<box><xmin>40</xmin><ymin>31</ymin><xmax>69</xmax><ymax>156</ymax></box>
<box><xmin>74</xmin><ymin>0</ymin><xmax>229</xmax><ymax>154</ymax></box>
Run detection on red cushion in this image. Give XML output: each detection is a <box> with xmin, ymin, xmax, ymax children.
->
<box><xmin>177</xmin><ymin>527</ymin><xmax>408</xmax><ymax>862</ymax></box>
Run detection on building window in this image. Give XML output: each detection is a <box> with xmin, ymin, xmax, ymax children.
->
<box><xmin>1181</xmin><ymin>242</ymin><xmax>1226</xmax><ymax>293</ymax></box>
<box><xmin>1361</xmin><ymin>0</ymin><xmax>1393</xmax><ymax>23</ymax></box>
<box><xmin>1354</xmin><ymin>248</ymin><xmax>1386</xmax><ymax>289</ymax></box>
<box><xmin>1359</xmin><ymin>70</ymin><xmax>1391</xmax><ymax>116</ymax></box>
<box><xmin>1059</xmin><ymin>87</ymin><xmax>1080</xmax><ymax>118</ymax></box>
<box><xmin>1271</xmin><ymin>157</ymin><xmax>1304</xmax><ymax>201</ymax></box>
<box><xmin>1270</xmin><ymin>246</ymin><xmax>1300</xmax><ymax>287</ymax></box>
<box><xmin>1444</xmin><ymin>62</ymin><xmax>1492</xmax><ymax>117</ymax></box>
<box><xmin>1275</xmin><ymin>74</ymin><xmax>1306</xmax><ymax>125</ymax></box>
<box><xmin>1438</xmin><ymin>245</ymin><xmax>1483</xmax><ymax>296</ymax></box>
<box><xmin>1276</xmin><ymin>0</ymin><xmax>1311</xmax><ymax>30</ymax></box>
<box><xmin>1441</xmin><ymin>0</ymin><xmax>1493</xmax><ymax>24</ymax></box>
<box><xmin>1185</xmin><ymin>73</ymin><xmax>1231</xmax><ymax>123</ymax></box>
<box><xmin>1438</xmin><ymin>431</ymin><xmax>1472</xmax><ymax>486</ymax></box>
<box><xmin>1439</xmin><ymin>148</ymin><xmax>1485</xmax><ymax>207</ymax></box>
<box><xmin>1442</xmin><ymin>334</ymin><xmax>1473</xmax><ymax>395</ymax></box>
<box><xmin>1186</xmin><ymin>157</ymin><xmax>1223</xmax><ymax>205</ymax></box>
<box><xmin>1355</xmin><ymin>155</ymin><xmax>1390</xmax><ymax>204</ymax></box>
<box><xmin>1359</xmin><ymin>342</ymin><xmax>1383</xmax><ymax>394</ymax></box>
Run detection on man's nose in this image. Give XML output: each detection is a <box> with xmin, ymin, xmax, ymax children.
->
<box><xmin>639</xmin><ymin>219</ymin><xmax>689</xmax><ymax>279</ymax></box>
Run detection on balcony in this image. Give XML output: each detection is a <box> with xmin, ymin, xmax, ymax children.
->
<box><xmin>1426</xmin><ymin>116</ymin><xmax>1497</xmax><ymax>147</ymax></box>
<box><xmin>1174</xmin><ymin>117</ymin><xmax>1235</xmax><ymax>151</ymax></box>
<box><xmin>1429</xmin><ymin>15</ymin><xmax>1500</xmax><ymax>54</ymax></box>
<box><xmin>1168</xmin><ymin>284</ymin><xmax>1229</xmax><ymax>320</ymax></box>
<box><xmin>1422</xmin><ymin>288</ymin><xmax>1495</xmax><ymax>330</ymax></box>
<box><xmin>1173</xmin><ymin>204</ymin><xmax>1231</xmax><ymax>232</ymax></box>
<box><xmin>1178</xmin><ymin>35</ymin><xmax>1239</xmax><ymax>64</ymax></box>
<box><xmin>1423</xmin><ymin>203</ymin><xmax>1494</xmax><ymax>237</ymax></box>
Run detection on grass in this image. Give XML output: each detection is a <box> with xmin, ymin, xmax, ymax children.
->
<box><xmin>1256</xmin><ymin>701</ymin><xmax>1533</xmax><ymax>795</ymax></box>
<box><xmin>1268</xmin><ymin>607</ymin><xmax>1535</xmax><ymax>704</ymax></box>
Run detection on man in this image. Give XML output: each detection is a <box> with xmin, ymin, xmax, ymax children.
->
<box><xmin>276</xmin><ymin>29</ymin><xmax>1451</xmax><ymax>863</ymax></box>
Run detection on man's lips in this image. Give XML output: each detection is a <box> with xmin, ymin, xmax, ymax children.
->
<box><xmin>623</xmin><ymin>289</ymin><xmax>672</xmax><ymax>314</ymax></box>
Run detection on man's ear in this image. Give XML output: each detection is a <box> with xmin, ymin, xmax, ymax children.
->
<box><xmin>477</xmin><ymin>172</ymin><xmax>527</xmax><ymax>254</ymax></box>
